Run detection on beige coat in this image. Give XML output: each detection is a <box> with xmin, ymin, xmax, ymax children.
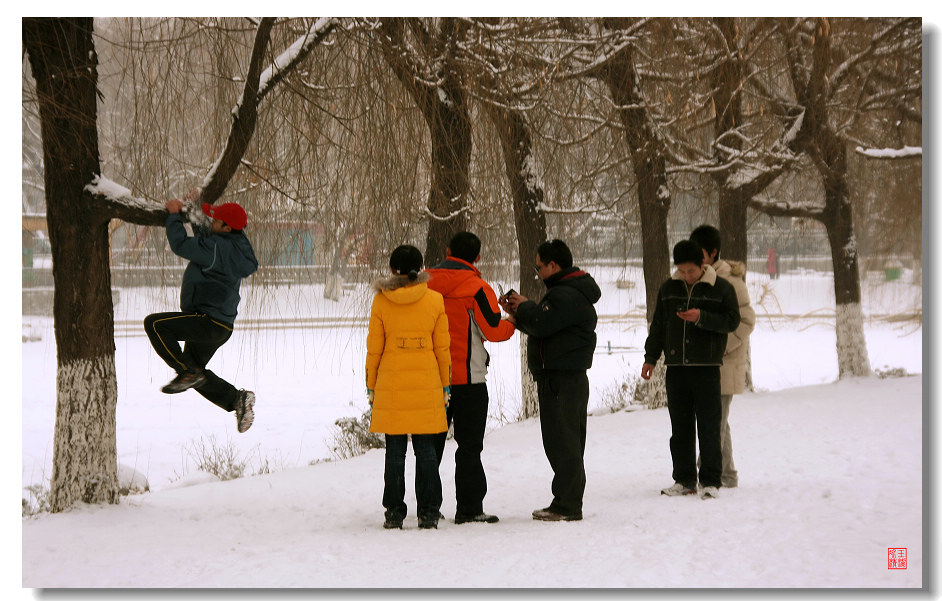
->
<box><xmin>714</xmin><ymin>259</ymin><xmax>756</xmax><ymax>395</ymax></box>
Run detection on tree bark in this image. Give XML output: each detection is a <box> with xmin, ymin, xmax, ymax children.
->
<box><xmin>376</xmin><ymin>18</ymin><xmax>472</xmax><ymax>266</ymax></box>
<box><xmin>484</xmin><ymin>103</ymin><xmax>547</xmax><ymax>419</ymax></box>
<box><xmin>594</xmin><ymin>46</ymin><xmax>671</xmax><ymax>322</ymax></box>
<box><xmin>803</xmin><ymin>19</ymin><xmax>871</xmax><ymax>377</ymax></box>
<box><xmin>711</xmin><ymin>18</ymin><xmax>749</xmax><ymax>265</ymax></box>
<box><xmin>24</xmin><ymin>17</ymin><xmax>119</xmax><ymax>511</ymax></box>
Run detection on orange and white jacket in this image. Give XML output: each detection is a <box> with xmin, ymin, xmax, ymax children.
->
<box><xmin>427</xmin><ymin>257</ymin><xmax>515</xmax><ymax>386</ymax></box>
<box><xmin>366</xmin><ymin>272</ymin><xmax>451</xmax><ymax>435</ymax></box>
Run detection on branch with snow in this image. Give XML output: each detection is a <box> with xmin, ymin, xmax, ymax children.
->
<box><xmin>537</xmin><ymin>202</ymin><xmax>602</xmax><ymax>215</ymax></box>
<box><xmin>257</xmin><ymin>18</ymin><xmax>338</xmax><ymax>102</ymax></box>
<box><xmin>854</xmin><ymin>145</ymin><xmax>921</xmax><ymax>159</ymax></box>
<box><xmin>87</xmin><ymin>175</ymin><xmax>205</xmax><ymax>227</ymax></box>
<box><xmin>424</xmin><ymin>205</ymin><xmax>472</xmax><ymax>222</ymax></box>
<box><xmin>86</xmin><ymin>176</ymin><xmax>166</xmax><ymax>226</ymax></box>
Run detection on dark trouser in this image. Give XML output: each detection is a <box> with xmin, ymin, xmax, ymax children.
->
<box><xmin>665</xmin><ymin>366</ymin><xmax>722</xmax><ymax>488</ymax></box>
<box><xmin>144</xmin><ymin>312</ymin><xmax>239</xmax><ymax>412</ymax></box>
<box><xmin>434</xmin><ymin>383</ymin><xmax>489</xmax><ymax>516</ymax></box>
<box><xmin>383</xmin><ymin>434</ymin><xmax>443</xmax><ymax>521</ymax></box>
<box><xmin>536</xmin><ymin>370</ymin><xmax>589</xmax><ymax>516</ymax></box>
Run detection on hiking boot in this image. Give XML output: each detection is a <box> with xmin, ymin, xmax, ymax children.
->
<box><xmin>235</xmin><ymin>390</ymin><xmax>255</xmax><ymax>433</ymax></box>
<box><xmin>455</xmin><ymin>512</ymin><xmax>499</xmax><ymax>525</ymax></box>
<box><xmin>699</xmin><ymin>485</ymin><xmax>720</xmax><ymax>500</ymax></box>
<box><xmin>418</xmin><ymin>515</ymin><xmax>439</xmax><ymax>529</ymax></box>
<box><xmin>660</xmin><ymin>482</ymin><xmax>697</xmax><ymax>496</ymax></box>
<box><xmin>161</xmin><ymin>369</ymin><xmax>206</xmax><ymax>394</ymax></box>
<box><xmin>383</xmin><ymin>517</ymin><xmax>403</xmax><ymax>530</ymax></box>
<box><xmin>532</xmin><ymin>507</ymin><xmax>582</xmax><ymax>522</ymax></box>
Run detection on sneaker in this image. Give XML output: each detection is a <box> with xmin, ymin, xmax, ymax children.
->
<box><xmin>532</xmin><ymin>507</ymin><xmax>582</xmax><ymax>522</ymax></box>
<box><xmin>699</xmin><ymin>485</ymin><xmax>720</xmax><ymax>499</ymax></box>
<box><xmin>383</xmin><ymin>517</ymin><xmax>403</xmax><ymax>530</ymax></box>
<box><xmin>660</xmin><ymin>482</ymin><xmax>697</xmax><ymax>496</ymax></box>
<box><xmin>235</xmin><ymin>390</ymin><xmax>255</xmax><ymax>433</ymax></box>
<box><xmin>161</xmin><ymin>369</ymin><xmax>206</xmax><ymax>394</ymax></box>
<box><xmin>418</xmin><ymin>515</ymin><xmax>439</xmax><ymax>529</ymax></box>
<box><xmin>455</xmin><ymin>512</ymin><xmax>499</xmax><ymax>524</ymax></box>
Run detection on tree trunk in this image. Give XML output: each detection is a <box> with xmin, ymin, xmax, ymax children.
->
<box><xmin>484</xmin><ymin>103</ymin><xmax>547</xmax><ymax>419</ymax></box>
<box><xmin>821</xmin><ymin>155</ymin><xmax>871</xmax><ymax>378</ymax></box>
<box><xmin>594</xmin><ymin>42</ymin><xmax>672</xmax><ymax>404</ymax></box>
<box><xmin>596</xmin><ymin>47</ymin><xmax>671</xmax><ymax>322</ymax></box>
<box><xmin>24</xmin><ymin>17</ymin><xmax>119</xmax><ymax>511</ymax></box>
<box><xmin>807</xmin><ymin>19</ymin><xmax>871</xmax><ymax>378</ymax></box>
<box><xmin>711</xmin><ymin>18</ymin><xmax>749</xmax><ymax>265</ymax></box>
<box><xmin>376</xmin><ymin>19</ymin><xmax>472</xmax><ymax>266</ymax></box>
<box><xmin>423</xmin><ymin>93</ymin><xmax>472</xmax><ymax>265</ymax></box>
<box><xmin>718</xmin><ymin>191</ymin><xmax>749</xmax><ymax>263</ymax></box>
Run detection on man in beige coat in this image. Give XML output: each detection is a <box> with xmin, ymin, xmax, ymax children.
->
<box><xmin>690</xmin><ymin>225</ymin><xmax>756</xmax><ymax>488</ymax></box>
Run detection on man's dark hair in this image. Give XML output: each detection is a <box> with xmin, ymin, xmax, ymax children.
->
<box><xmin>537</xmin><ymin>239</ymin><xmax>574</xmax><ymax>269</ymax></box>
<box><xmin>690</xmin><ymin>224</ymin><xmax>721</xmax><ymax>260</ymax></box>
<box><xmin>389</xmin><ymin>245</ymin><xmax>424</xmax><ymax>280</ymax></box>
<box><xmin>448</xmin><ymin>231</ymin><xmax>481</xmax><ymax>263</ymax></box>
<box><xmin>673</xmin><ymin>240</ymin><xmax>704</xmax><ymax>266</ymax></box>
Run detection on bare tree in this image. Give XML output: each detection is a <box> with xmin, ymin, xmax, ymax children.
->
<box><xmin>747</xmin><ymin>17</ymin><xmax>921</xmax><ymax>377</ymax></box>
<box><xmin>23</xmin><ymin>16</ymin><xmax>336</xmax><ymax>511</ymax></box>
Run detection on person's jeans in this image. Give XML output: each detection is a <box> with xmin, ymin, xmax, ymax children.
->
<box><xmin>383</xmin><ymin>434</ymin><xmax>443</xmax><ymax>521</ymax></box>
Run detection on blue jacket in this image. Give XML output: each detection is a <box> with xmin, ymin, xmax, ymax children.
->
<box><xmin>166</xmin><ymin>213</ymin><xmax>258</xmax><ymax>324</ymax></box>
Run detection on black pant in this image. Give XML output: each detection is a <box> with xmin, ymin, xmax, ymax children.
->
<box><xmin>144</xmin><ymin>312</ymin><xmax>239</xmax><ymax>412</ymax></box>
<box><xmin>536</xmin><ymin>370</ymin><xmax>589</xmax><ymax>515</ymax></box>
<box><xmin>665</xmin><ymin>365</ymin><xmax>722</xmax><ymax>488</ymax></box>
<box><xmin>434</xmin><ymin>383</ymin><xmax>489</xmax><ymax>515</ymax></box>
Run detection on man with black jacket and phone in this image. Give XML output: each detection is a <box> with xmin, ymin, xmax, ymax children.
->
<box><xmin>500</xmin><ymin>239</ymin><xmax>601</xmax><ymax>522</ymax></box>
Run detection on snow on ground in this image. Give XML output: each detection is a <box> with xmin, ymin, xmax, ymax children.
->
<box><xmin>18</xmin><ymin>266</ymin><xmax>928</xmax><ymax>590</ymax></box>
<box><xmin>21</xmin><ymin>375</ymin><xmax>923</xmax><ymax>588</ymax></box>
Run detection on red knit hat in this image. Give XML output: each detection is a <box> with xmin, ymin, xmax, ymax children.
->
<box><xmin>202</xmin><ymin>203</ymin><xmax>247</xmax><ymax>230</ymax></box>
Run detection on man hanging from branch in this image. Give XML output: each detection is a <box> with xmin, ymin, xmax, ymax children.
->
<box><xmin>144</xmin><ymin>189</ymin><xmax>259</xmax><ymax>433</ymax></box>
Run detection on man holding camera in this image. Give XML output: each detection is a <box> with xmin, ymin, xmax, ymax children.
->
<box><xmin>500</xmin><ymin>239</ymin><xmax>601</xmax><ymax>522</ymax></box>
<box><xmin>427</xmin><ymin>231</ymin><xmax>516</xmax><ymax>524</ymax></box>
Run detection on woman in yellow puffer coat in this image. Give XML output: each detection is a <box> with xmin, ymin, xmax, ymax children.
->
<box><xmin>366</xmin><ymin>245</ymin><xmax>451</xmax><ymax>530</ymax></box>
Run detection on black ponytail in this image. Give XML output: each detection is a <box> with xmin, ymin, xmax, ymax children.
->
<box><xmin>389</xmin><ymin>245</ymin><xmax>424</xmax><ymax>279</ymax></box>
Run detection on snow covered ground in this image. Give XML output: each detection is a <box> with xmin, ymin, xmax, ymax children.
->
<box><xmin>17</xmin><ymin>265</ymin><xmax>928</xmax><ymax>591</ymax></box>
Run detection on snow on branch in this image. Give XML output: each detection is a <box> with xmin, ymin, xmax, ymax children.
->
<box><xmin>424</xmin><ymin>205</ymin><xmax>472</xmax><ymax>221</ymax></box>
<box><xmin>258</xmin><ymin>18</ymin><xmax>337</xmax><ymax>102</ymax></box>
<box><xmin>537</xmin><ymin>202</ymin><xmax>602</xmax><ymax>214</ymax></box>
<box><xmin>854</xmin><ymin>145</ymin><xmax>921</xmax><ymax>159</ymax></box>
<box><xmin>86</xmin><ymin>175</ymin><xmax>167</xmax><ymax>226</ymax></box>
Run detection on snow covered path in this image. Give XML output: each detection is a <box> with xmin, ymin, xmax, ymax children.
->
<box><xmin>22</xmin><ymin>375</ymin><xmax>923</xmax><ymax>589</ymax></box>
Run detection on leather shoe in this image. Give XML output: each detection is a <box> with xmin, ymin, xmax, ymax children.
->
<box><xmin>532</xmin><ymin>507</ymin><xmax>582</xmax><ymax>521</ymax></box>
<box><xmin>455</xmin><ymin>512</ymin><xmax>499</xmax><ymax>524</ymax></box>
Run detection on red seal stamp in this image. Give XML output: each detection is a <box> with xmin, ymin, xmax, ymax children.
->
<box><xmin>887</xmin><ymin>548</ymin><xmax>907</xmax><ymax>569</ymax></box>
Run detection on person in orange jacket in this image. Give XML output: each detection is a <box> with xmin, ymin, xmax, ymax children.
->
<box><xmin>366</xmin><ymin>245</ymin><xmax>451</xmax><ymax>530</ymax></box>
<box><xmin>427</xmin><ymin>232</ymin><xmax>516</xmax><ymax>525</ymax></box>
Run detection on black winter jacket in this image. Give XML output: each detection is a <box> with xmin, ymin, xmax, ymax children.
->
<box><xmin>166</xmin><ymin>213</ymin><xmax>259</xmax><ymax>324</ymax></box>
<box><xmin>514</xmin><ymin>267</ymin><xmax>601</xmax><ymax>375</ymax></box>
<box><xmin>643</xmin><ymin>265</ymin><xmax>740</xmax><ymax>367</ymax></box>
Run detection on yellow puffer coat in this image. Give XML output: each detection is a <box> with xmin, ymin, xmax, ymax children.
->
<box><xmin>366</xmin><ymin>272</ymin><xmax>451</xmax><ymax>435</ymax></box>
